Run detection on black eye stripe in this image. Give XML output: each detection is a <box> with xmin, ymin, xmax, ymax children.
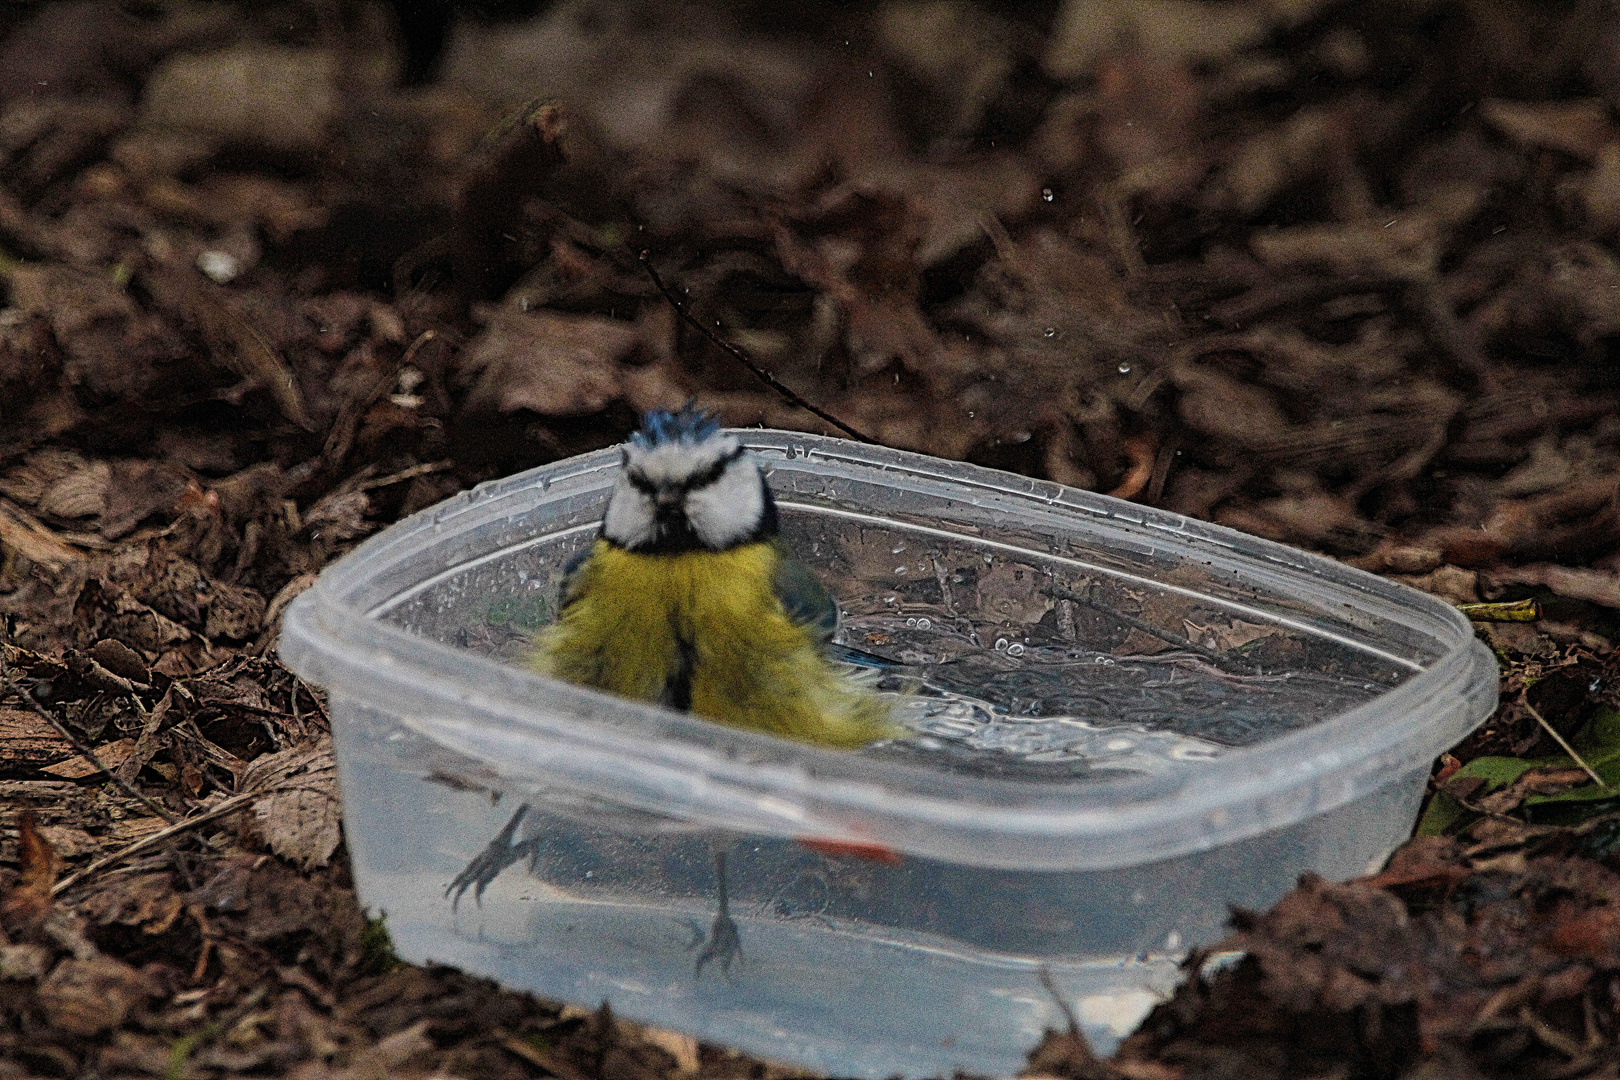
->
<box><xmin>626</xmin><ymin>445</ymin><xmax>744</xmax><ymax>494</ymax></box>
<box><xmin>684</xmin><ymin>447</ymin><xmax>743</xmax><ymax>490</ymax></box>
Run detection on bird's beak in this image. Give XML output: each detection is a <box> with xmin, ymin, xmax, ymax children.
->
<box><xmin>654</xmin><ymin>489</ymin><xmax>682</xmax><ymax>512</ymax></box>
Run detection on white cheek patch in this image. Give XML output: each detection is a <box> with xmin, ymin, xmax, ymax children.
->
<box><xmin>601</xmin><ymin>473</ymin><xmax>658</xmax><ymax>548</ymax></box>
<box><xmin>684</xmin><ymin>459</ymin><xmax>766</xmax><ymax>549</ymax></box>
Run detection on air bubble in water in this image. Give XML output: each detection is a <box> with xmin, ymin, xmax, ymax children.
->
<box><xmin>1007</xmin><ymin>643</ymin><xmax>1025</xmax><ymax>657</ymax></box>
<box><xmin>1042</xmin><ymin>188</ymin><xmax>1054</xmax><ymax>202</ymax></box>
<box><xmin>1043</xmin><ymin>327</ymin><xmax>1056</xmax><ymax>338</ymax></box>
<box><xmin>1117</xmin><ymin>362</ymin><xmax>1133</xmax><ymax>374</ymax></box>
<box><xmin>915</xmin><ymin>617</ymin><xmax>931</xmax><ymax>629</ymax></box>
<box><xmin>994</xmin><ymin>638</ymin><xmax>1009</xmax><ymax>651</ymax></box>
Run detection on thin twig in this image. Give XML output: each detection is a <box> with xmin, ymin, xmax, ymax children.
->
<box><xmin>638</xmin><ymin>250</ymin><xmax>878</xmax><ymax>444</ymax></box>
<box><xmin>0</xmin><ymin>665</ymin><xmax>177</xmax><ymax>823</ymax></box>
<box><xmin>1037</xmin><ymin>965</ymin><xmax>1081</xmax><ymax>1036</ymax></box>
<box><xmin>51</xmin><ymin>788</ymin><xmax>260</xmax><ymax>896</ymax></box>
<box><xmin>295</xmin><ymin>678</ymin><xmax>331</xmax><ymax>729</ymax></box>
<box><xmin>1523</xmin><ymin>698</ymin><xmax>1605</xmax><ymax>788</ymax></box>
<box><xmin>357</xmin><ymin>459</ymin><xmax>454</xmax><ymax>492</ymax></box>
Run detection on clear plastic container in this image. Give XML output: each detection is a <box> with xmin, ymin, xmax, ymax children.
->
<box><xmin>279</xmin><ymin>431</ymin><xmax>1497</xmax><ymax>1079</ymax></box>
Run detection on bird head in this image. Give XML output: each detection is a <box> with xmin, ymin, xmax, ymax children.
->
<box><xmin>602</xmin><ymin>407</ymin><xmax>777</xmax><ymax>552</ymax></box>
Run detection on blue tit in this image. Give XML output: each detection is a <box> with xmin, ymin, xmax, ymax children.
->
<box><xmin>449</xmin><ymin>410</ymin><xmax>893</xmax><ymax>972</ymax></box>
<box><xmin>530</xmin><ymin>407</ymin><xmax>892</xmax><ymax>749</ymax></box>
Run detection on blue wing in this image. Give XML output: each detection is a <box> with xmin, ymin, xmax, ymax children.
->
<box><xmin>771</xmin><ymin>541</ymin><xmax>901</xmax><ymax>670</ymax></box>
<box><xmin>771</xmin><ymin>540</ymin><xmax>839</xmax><ymax>644</ymax></box>
<box><xmin>555</xmin><ymin>545</ymin><xmax>594</xmax><ymax>613</ymax></box>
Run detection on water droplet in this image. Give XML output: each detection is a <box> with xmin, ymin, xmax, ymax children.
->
<box><xmin>894</xmin><ymin>566</ymin><xmax>907</xmax><ymax>575</ymax></box>
<box><xmin>966</xmin><ymin>410</ymin><xmax>975</xmax><ymax>418</ymax></box>
<box><xmin>994</xmin><ymin>638</ymin><xmax>1009</xmax><ymax>651</ymax></box>
<box><xmin>906</xmin><ymin>617</ymin><xmax>918</xmax><ymax>627</ymax></box>
<box><xmin>982</xmin><ymin>554</ymin><xmax>993</xmax><ymax>564</ymax></box>
<box><xmin>1042</xmin><ymin>327</ymin><xmax>1056</xmax><ymax>338</ymax></box>
<box><xmin>1041</xmin><ymin>187</ymin><xmax>1054</xmax><ymax>202</ymax></box>
<box><xmin>1006</xmin><ymin>643</ymin><xmax>1025</xmax><ymax>657</ymax></box>
<box><xmin>915</xmin><ymin>617</ymin><xmax>931</xmax><ymax>629</ymax></box>
<box><xmin>1117</xmin><ymin>362</ymin><xmax>1133</xmax><ymax>374</ymax></box>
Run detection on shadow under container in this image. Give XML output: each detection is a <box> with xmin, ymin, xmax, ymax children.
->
<box><xmin>279</xmin><ymin>431</ymin><xmax>1497</xmax><ymax>1080</ymax></box>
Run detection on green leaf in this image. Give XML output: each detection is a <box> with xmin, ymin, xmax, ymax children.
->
<box><xmin>1415</xmin><ymin>755</ymin><xmax>1542</xmax><ymax>837</ymax></box>
<box><xmin>1415</xmin><ymin>792</ymin><xmax>1467</xmax><ymax>837</ymax></box>
<box><xmin>1417</xmin><ymin>708</ymin><xmax>1620</xmax><ymax>836</ymax></box>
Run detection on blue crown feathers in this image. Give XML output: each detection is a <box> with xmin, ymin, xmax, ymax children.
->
<box><xmin>629</xmin><ymin>406</ymin><xmax>722</xmax><ymax>449</ymax></box>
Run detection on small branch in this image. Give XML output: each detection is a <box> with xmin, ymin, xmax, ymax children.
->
<box><xmin>0</xmin><ymin>665</ymin><xmax>177</xmax><ymax>823</ymax></box>
<box><xmin>358</xmin><ymin>459</ymin><xmax>454</xmax><ymax>492</ymax></box>
<box><xmin>51</xmin><ymin>788</ymin><xmax>259</xmax><ymax>896</ymax></box>
<box><xmin>1037</xmin><ymin>966</ymin><xmax>1081</xmax><ymax>1036</ymax></box>
<box><xmin>639</xmin><ymin>250</ymin><xmax>878</xmax><ymax>444</ymax></box>
<box><xmin>1523</xmin><ymin>698</ymin><xmax>1605</xmax><ymax>788</ymax></box>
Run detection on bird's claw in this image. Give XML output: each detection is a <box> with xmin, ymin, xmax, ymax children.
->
<box><xmin>446</xmin><ymin>805</ymin><xmax>539</xmax><ymax>910</ymax></box>
<box><xmin>689</xmin><ymin>846</ymin><xmax>742</xmax><ymax>977</ymax></box>
<box><xmin>692</xmin><ymin>909</ymin><xmax>743</xmax><ymax>977</ymax></box>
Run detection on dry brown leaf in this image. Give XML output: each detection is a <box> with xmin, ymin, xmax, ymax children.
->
<box><xmin>1</xmin><ymin>808</ymin><xmax>60</xmax><ymax>936</ymax></box>
<box><xmin>0</xmin><ymin>496</ymin><xmax>81</xmax><ymax>571</ymax></box>
<box><xmin>74</xmin><ymin>872</ymin><xmax>185</xmax><ymax>935</ymax></box>
<box><xmin>1480</xmin><ymin>98</ymin><xmax>1617</xmax><ymax>161</ymax></box>
<box><xmin>639</xmin><ymin>1026</ymin><xmax>701</xmax><ymax>1075</ymax></box>
<box><xmin>35</xmin><ymin>955</ymin><xmax>161</xmax><ymax>1037</ymax></box>
<box><xmin>301</xmin><ymin>489</ymin><xmax>372</xmax><ymax>542</ymax></box>
<box><xmin>975</xmin><ymin>560</ymin><xmax>1054</xmax><ymax>625</ymax></box>
<box><xmin>140</xmin><ymin>265</ymin><xmax>315</xmax><ymax>430</ymax></box>
<box><xmin>35</xmin><ymin>824</ymin><xmax>99</xmax><ymax>858</ymax></box>
<box><xmin>1183</xmin><ymin>617</ymin><xmax>1276</xmax><ymax>653</ymax></box>
<box><xmin>1486</xmin><ymin>564</ymin><xmax>1620</xmax><ymax>609</ymax></box>
<box><xmin>462</xmin><ymin>306</ymin><xmax>642</xmax><ymax>417</ymax></box>
<box><xmin>0</xmin><ymin>706</ymin><xmax>73</xmax><ymax>769</ymax></box>
<box><xmin>202</xmin><ymin>582</ymin><xmax>267</xmax><ymax>640</ymax></box>
<box><xmin>37</xmin><ymin>460</ymin><xmax>111</xmax><ymax>520</ymax></box>
<box><xmin>1044</xmin><ymin>0</ymin><xmax>1271</xmax><ymax>79</ymax></box>
<box><xmin>40</xmin><ymin>737</ymin><xmax>138</xmax><ymax>779</ymax></box>
<box><xmin>242</xmin><ymin>737</ymin><xmax>341</xmax><ymax>869</ymax></box>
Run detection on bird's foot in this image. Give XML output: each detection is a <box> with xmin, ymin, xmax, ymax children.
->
<box><xmin>692</xmin><ymin>908</ymin><xmax>743</xmax><ymax>977</ymax></box>
<box><xmin>446</xmin><ymin>805</ymin><xmax>539</xmax><ymax>910</ymax></box>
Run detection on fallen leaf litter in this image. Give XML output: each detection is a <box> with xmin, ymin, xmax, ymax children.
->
<box><xmin>4</xmin><ymin>2</ymin><xmax>1620</xmax><ymax>1077</ymax></box>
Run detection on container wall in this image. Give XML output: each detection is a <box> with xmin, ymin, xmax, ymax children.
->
<box><xmin>331</xmin><ymin>694</ymin><xmax>1425</xmax><ymax>1078</ymax></box>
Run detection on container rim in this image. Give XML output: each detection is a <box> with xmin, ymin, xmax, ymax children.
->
<box><xmin>279</xmin><ymin>430</ymin><xmax>1497</xmax><ymax>870</ymax></box>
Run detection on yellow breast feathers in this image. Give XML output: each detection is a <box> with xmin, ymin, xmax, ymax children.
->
<box><xmin>531</xmin><ymin>540</ymin><xmax>889</xmax><ymax>748</ymax></box>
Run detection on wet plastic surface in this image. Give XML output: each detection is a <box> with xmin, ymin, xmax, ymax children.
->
<box><xmin>280</xmin><ymin>431</ymin><xmax>1498</xmax><ymax>1078</ymax></box>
